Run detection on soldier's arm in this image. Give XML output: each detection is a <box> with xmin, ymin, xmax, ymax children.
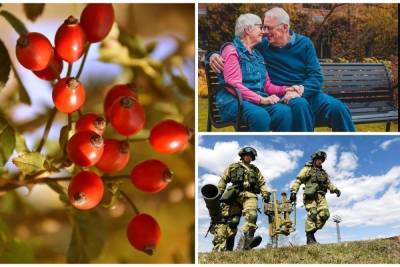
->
<box><xmin>217</xmin><ymin>167</ymin><xmax>230</xmax><ymax>193</ymax></box>
<box><xmin>290</xmin><ymin>167</ymin><xmax>309</xmax><ymax>193</ymax></box>
<box><xmin>256</xmin><ymin>169</ymin><xmax>270</xmax><ymax>198</ymax></box>
<box><xmin>327</xmin><ymin>176</ymin><xmax>338</xmax><ymax>192</ymax></box>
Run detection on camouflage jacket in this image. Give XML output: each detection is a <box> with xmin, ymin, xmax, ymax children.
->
<box><xmin>218</xmin><ymin>162</ymin><xmax>269</xmax><ymax>198</ymax></box>
<box><xmin>290</xmin><ymin>161</ymin><xmax>337</xmax><ymax>194</ymax></box>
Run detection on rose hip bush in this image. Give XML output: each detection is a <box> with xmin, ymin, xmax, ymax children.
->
<box><xmin>0</xmin><ymin>3</ymin><xmax>194</xmax><ymax>263</ymax></box>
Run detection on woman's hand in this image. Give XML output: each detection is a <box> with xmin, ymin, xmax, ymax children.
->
<box><xmin>260</xmin><ymin>95</ymin><xmax>280</xmax><ymax>105</ymax></box>
<box><xmin>209</xmin><ymin>54</ymin><xmax>224</xmax><ymax>73</ymax></box>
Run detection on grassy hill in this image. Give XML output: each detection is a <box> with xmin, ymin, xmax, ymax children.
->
<box><xmin>199</xmin><ymin>238</ymin><xmax>400</xmax><ymax>264</ymax></box>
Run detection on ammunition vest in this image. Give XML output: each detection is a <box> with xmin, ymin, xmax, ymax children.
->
<box><xmin>229</xmin><ymin>163</ymin><xmax>261</xmax><ymax>194</ymax></box>
<box><xmin>304</xmin><ymin>165</ymin><xmax>329</xmax><ymax>196</ymax></box>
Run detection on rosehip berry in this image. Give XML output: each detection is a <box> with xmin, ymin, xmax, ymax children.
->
<box><xmin>68</xmin><ymin>171</ymin><xmax>104</xmax><ymax>210</ymax></box>
<box><xmin>55</xmin><ymin>16</ymin><xmax>86</xmax><ymax>63</ymax></box>
<box><xmin>67</xmin><ymin>131</ymin><xmax>104</xmax><ymax>167</ymax></box>
<box><xmin>76</xmin><ymin>113</ymin><xmax>106</xmax><ymax>136</ymax></box>
<box><xmin>80</xmin><ymin>4</ymin><xmax>115</xmax><ymax>43</ymax></box>
<box><xmin>110</xmin><ymin>96</ymin><xmax>145</xmax><ymax>136</ymax></box>
<box><xmin>104</xmin><ymin>84</ymin><xmax>138</xmax><ymax>121</ymax></box>
<box><xmin>127</xmin><ymin>213</ymin><xmax>161</xmax><ymax>255</ymax></box>
<box><xmin>96</xmin><ymin>139</ymin><xmax>130</xmax><ymax>173</ymax></box>
<box><xmin>130</xmin><ymin>159</ymin><xmax>172</xmax><ymax>193</ymax></box>
<box><xmin>16</xmin><ymin>32</ymin><xmax>53</xmax><ymax>71</ymax></box>
<box><xmin>52</xmin><ymin>77</ymin><xmax>85</xmax><ymax>113</ymax></box>
<box><xmin>149</xmin><ymin>120</ymin><xmax>191</xmax><ymax>154</ymax></box>
<box><xmin>33</xmin><ymin>52</ymin><xmax>63</xmax><ymax>80</ymax></box>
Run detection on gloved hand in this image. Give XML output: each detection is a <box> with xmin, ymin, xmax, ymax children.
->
<box><xmin>334</xmin><ymin>189</ymin><xmax>341</xmax><ymax>197</ymax></box>
<box><xmin>263</xmin><ymin>193</ymin><xmax>271</xmax><ymax>203</ymax></box>
<box><xmin>290</xmin><ymin>192</ymin><xmax>297</xmax><ymax>203</ymax></box>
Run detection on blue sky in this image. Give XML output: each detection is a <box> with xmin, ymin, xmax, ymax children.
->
<box><xmin>198</xmin><ymin>135</ymin><xmax>400</xmax><ymax>252</ymax></box>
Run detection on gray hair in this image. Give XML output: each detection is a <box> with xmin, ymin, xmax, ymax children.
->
<box><xmin>234</xmin><ymin>13</ymin><xmax>262</xmax><ymax>37</ymax></box>
<box><xmin>264</xmin><ymin>7</ymin><xmax>290</xmax><ymax>27</ymax></box>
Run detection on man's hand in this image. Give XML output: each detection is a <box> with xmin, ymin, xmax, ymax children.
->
<box><xmin>263</xmin><ymin>193</ymin><xmax>271</xmax><ymax>203</ymax></box>
<box><xmin>290</xmin><ymin>192</ymin><xmax>297</xmax><ymax>203</ymax></box>
<box><xmin>334</xmin><ymin>189</ymin><xmax>341</xmax><ymax>197</ymax></box>
<box><xmin>288</xmin><ymin>85</ymin><xmax>304</xmax><ymax>96</ymax></box>
<box><xmin>283</xmin><ymin>91</ymin><xmax>301</xmax><ymax>104</ymax></box>
<box><xmin>260</xmin><ymin>95</ymin><xmax>280</xmax><ymax>105</ymax></box>
<box><xmin>209</xmin><ymin>54</ymin><xmax>224</xmax><ymax>73</ymax></box>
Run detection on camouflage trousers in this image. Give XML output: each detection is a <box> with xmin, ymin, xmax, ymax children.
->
<box><xmin>211</xmin><ymin>194</ymin><xmax>258</xmax><ymax>251</ymax></box>
<box><xmin>304</xmin><ymin>192</ymin><xmax>330</xmax><ymax>233</ymax></box>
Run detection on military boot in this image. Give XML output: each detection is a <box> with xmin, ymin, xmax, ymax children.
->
<box><xmin>225</xmin><ymin>235</ymin><xmax>235</xmax><ymax>251</ymax></box>
<box><xmin>243</xmin><ymin>229</ymin><xmax>262</xmax><ymax>250</ymax></box>
<box><xmin>310</xmin><ymin>230</ymin><xmax>318</xmax><ymax>244</ymax></box>
<box><xmin>306</xmin><ymin>231</ymin><xmax>317</xmax><ymax>245</ymax></box>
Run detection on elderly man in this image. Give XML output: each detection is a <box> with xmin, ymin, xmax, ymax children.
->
<box><xmin>210</xmin><ymin>7</ymin><xmax>355</xmax><ymax>132</ymax></box>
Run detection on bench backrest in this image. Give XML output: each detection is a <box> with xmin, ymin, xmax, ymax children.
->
<box><xmin>320</xmin><ymin>63</ymin><xmax>393</xmax><ymax>103</ymax></box>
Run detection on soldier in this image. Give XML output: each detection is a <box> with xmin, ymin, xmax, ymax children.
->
<box><xmin>210</xmin><ymin>203</ymin><xmax>238</xmax><ymax>252</ymax></box>
<box><xmin>217</xmin><ymin>146</ymin><xmax>271</xmax><ymax>250</ymax></box>
<box><xmin>290</xmin><ymin>151</ymin><xmax>341</xmax><ymax>244</ymax></box>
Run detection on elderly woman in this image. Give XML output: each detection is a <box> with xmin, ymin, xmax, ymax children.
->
<box><xmin>216</xmin><ymin>13</ymin><xmax>301</xmax><ymax>132</ymax></box>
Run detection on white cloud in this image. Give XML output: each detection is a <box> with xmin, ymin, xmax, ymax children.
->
<box><xmin>198</xmin><ymin>141</ymin><xmax>304</xmax><ymax>182</ymax></box>
<box><xmin>379</xmin><ymin>137</ymin><xmax>400</xmax><ymax>150</ymax></box>
<box><xmin>198</xmin><ymin>197</ymin><xmax>211</xmax><ymax>219</ymax></box>
<box><xmin>199</xmin><ymin>173</ymin><xmax>220</xmax><ymax>187</ymax></box>
<box><xmin>198</xmin><ymin>135</ymin><xmax>204</xmax><ymax>145</ymax></box>
<box><xmin>322</xmin><ymin>144</ymin><xmax>358</xmax><ymax>180</ymax></box>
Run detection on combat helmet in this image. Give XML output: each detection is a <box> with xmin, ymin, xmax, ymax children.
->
<box><xmin>311</xmin><ymin>151</ymin><xmax>327</xmax><ymax>162</ymax></box>
<box><xmin>238</xmin><ymin>147</ymin><xmax>257</xmax><ymax>161</ymax></box>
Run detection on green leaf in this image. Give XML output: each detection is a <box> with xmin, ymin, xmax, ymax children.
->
<box><xmin>67</xmin><ymin>210</ymin><xmax>106</xmax><ymax>263</ymax></box>
<box><xmin>0</xmin><ymin>116</ymin><xmax>16</xmax><ymax>166</ymax></box>
<box><xmin>171</xmin><ymin>74</ymin><xmax>194</xmax><ymax>98</ymax></box>
<box><xmin>14</xmin><ymin>131</ymin><xmax>28</xmax><ymax>153</ymax></box>
<box><xmin>23</xmin><ymin>4</ymin><xmax>45</xmax><ymax>22</ymax></box>
<box><xmin>0</xmin><ymin>39</ymin><xmax>11</xmax><ymax>90</ymax></box>
<box><xmin>0</xmin><ymin>10</ymin><xmax>28</xmax><ymax>36</ymax></box>
<box><xmin>12</xmin><ymin>151</ymin><xmax>46</xmax><ymax>174</ymax></box>
<box><xmin>46</xmin><ymin>181</ymin><xmax>69</xmax><ymax>204</ymax></box>
<box><xmin>0</xmin><ymin>239</ymin><xmax>34</xmax><ymax>263</ymax></box>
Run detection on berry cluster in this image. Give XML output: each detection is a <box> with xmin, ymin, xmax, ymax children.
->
<box><xmin>15</xmin><ymin>4</ymin><xmax>191</xmax><ymax>256</ymax></box>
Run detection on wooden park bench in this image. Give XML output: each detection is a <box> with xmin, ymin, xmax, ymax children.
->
<box><xmin>205</xmin><ymin>62</ymin><xmax>398</xmax><ymax>131</ymax></box>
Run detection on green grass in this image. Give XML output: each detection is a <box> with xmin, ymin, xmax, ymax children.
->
<box><xmin>198</xmin><ymin>97</ymin><xmax>399</xmax><ymax>132</ymax></box>
<box><xmin>199</xmin><ymin>238</ymin><xmax>400</xmax><ymax>264</ymax></box>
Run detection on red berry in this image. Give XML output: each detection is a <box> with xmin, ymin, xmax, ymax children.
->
<box><xmin>16</xmin><ymin>32</ymin><xmax>53</xmax><ymax>71</ymax></box>
<box><xmin>127</xmin><ymin>213</ymin><xmax>161</xmax><ymax>255</ymax></box>
<box><xmin>130</xmin><ymin>159</ymin><xmax>172</xmax><ymax>193</ymax></box>
<box><xmin>149</xmin><ymin>120</ymin><xmax>190</xmax><ymax>154</ymax></box>
<box><xmin>76</xmin><ymin>113</ymin><xmax>106</xmax><ymax>136</ymax></box>
<box><xmin>55</xmin><ymin>16</ymin><xmax>86</xmax><ymax>63</ymax></box>
<box><xmin>96</xmin><ymin>139</ymin><xmax>130</xmax><ymax>173</ymax></box>
<box><xmin>110</xmin><ymin>96</ymin><xmax>145</xmax><ymax>136</ymax></box>
<box><xmin>52</xmin><ymin>77</ymin><xmax>85</xmax><ymax>113</ymax></box>
<box><xmin>80</xmin><ymin>4</ymin><xmax>115</xmax><ymax>43</ymax></box>
<box><xmin>68</xmin><ymin>171</ymin><xmax>104</xmax><ymax>210</ymax></box>
<box><xmin>33</xmin><ymin>52</ymin><xmax>63</xmax><ymax>80</ymax></box>
<box><xmin>67</xmin><ymin>131</ymin><xmax>104</xmax><ymax>167</ymax></box>
<box><xmin>104</xmin><ymin>84</ymin><xmax>138</xmax><ymax>121</ymax></box>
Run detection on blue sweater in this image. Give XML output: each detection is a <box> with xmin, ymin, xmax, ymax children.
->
<box><xmin>255</xmin><ymin>32</ymin><xmax>323</xmax><ymax>99</ymax></box>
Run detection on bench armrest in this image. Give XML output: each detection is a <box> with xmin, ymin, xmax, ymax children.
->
<box><xmin>213</xmin><ymin>83</ymin><xmax>244</xmax><ymax>130</ymax></box>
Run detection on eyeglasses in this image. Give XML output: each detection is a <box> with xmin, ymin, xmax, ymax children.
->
<box><xmin>262</xmin><ymin>23</ymin><xmax>284</xmax><ymax>32</ymax></box>
<box><xmin>253</xmin><ymin>23</ymin><xmax>263</xmax><ymax>31</ymax></box>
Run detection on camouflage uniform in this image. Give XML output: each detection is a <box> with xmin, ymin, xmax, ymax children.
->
<box><xmin>211</xmin><ymin>204</ymin><xmax>239</xmax><ymax>251</ymax></box>
<box><xmin>218</xmin><ymin>161</ymin><xmax>269</xmax><ymax>237</ymax></box>
<box><xmin>291</xmin><ymin>160</ymin><xmax>338</xmax><ymax>234</ymax></box>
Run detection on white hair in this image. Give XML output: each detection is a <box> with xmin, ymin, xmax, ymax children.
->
<box><xmin>264</xmin><ymin>7</ymin><xmax>290</xmax><ymax>27</ymax></box>
<box><xmin>234</xmin><ymin>13</ymin><xmax>262</xmax><ymax>37</ymax></box>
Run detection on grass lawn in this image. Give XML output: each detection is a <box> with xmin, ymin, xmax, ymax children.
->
<box><xmin>198</xmin><ymin>97</ymin><xmax>398</xmax><ymax>132</ymax></box>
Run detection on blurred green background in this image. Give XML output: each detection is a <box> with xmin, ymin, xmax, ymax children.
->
<box><xmin>0</xmin><ymin>3</ymin><xmax>194</xmax><ymax>263</ymax></box>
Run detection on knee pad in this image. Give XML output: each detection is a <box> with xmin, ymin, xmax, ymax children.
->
<box><xmin>319</xmin><ymin>208</ymin><xmax>330</xmax><ymax>221</ymax></box>
<box><xmin>244</xmin><ymin>210</ymin><xmax>258</xmax><ymax>224</ymax></box>
<box><xmin>228</xmin><ymin>216</ymin><xmax>240</xmax><ymax>229</ymax></box>
<box><xmin>309</xmin><ymin>207</ymin><xmax>318</xmax><ymax>221</ymax></box>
